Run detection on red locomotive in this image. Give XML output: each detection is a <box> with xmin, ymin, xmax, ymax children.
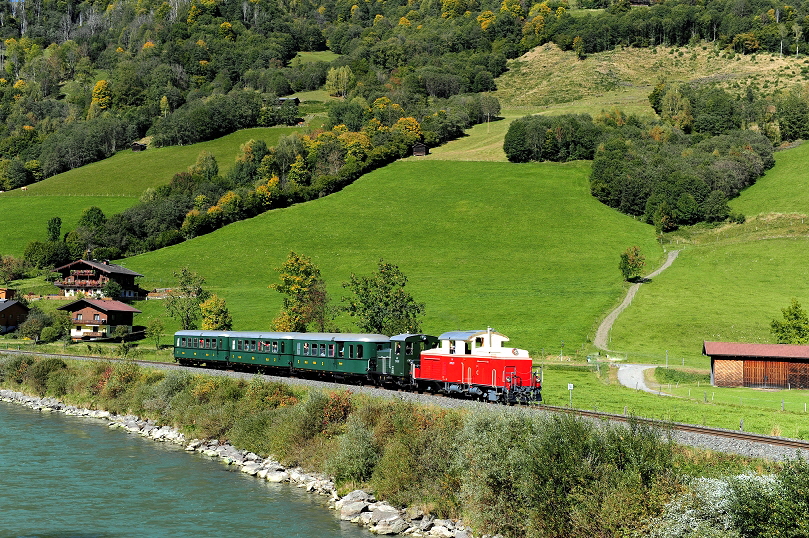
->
<box><xmin>413</xmin><ymin>329</ymin><xmax>542</xmax><ymax>404</ymax></box>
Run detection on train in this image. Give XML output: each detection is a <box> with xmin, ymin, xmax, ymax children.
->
<box><xmin>173</xmin><ymin>328</ymin><xmax>542</xmax><ymax>404</ymax></box>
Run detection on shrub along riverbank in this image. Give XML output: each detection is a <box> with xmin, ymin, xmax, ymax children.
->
<box><xmin>2</xmin><ymin>354</ymin><xmax>808</xmax><ymax>537</ymax></box>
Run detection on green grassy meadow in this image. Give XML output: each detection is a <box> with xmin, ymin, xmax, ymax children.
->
<box><xmin>123</xmin><ymin>159</ymin><xmax>661</xmax><ymax>354</ymax></box>
<box><xmin>607</xmin><ymin>239</ymin><xmax>809</xmax><ymax>364</ymax></box>
<box><xmin>0</xmin><ymin>195</ymin><xmax>138</xmax><ymax>257</ymax></box>
<box><xmin>0</xmin><ymin>126</ymin><xmax>304</xmax><ymax>257</ymax></box>
<box><xmin>541</xmin><ymin>366</ymin><xmax>809</xmax><ymax>438</ymax></box>
<box><xmin>730</xmin><ymin>141</ymin><xmax>809</xmax><ymax>215</ymax></box>
<box><xmin>8</xmin><ymin>126</ymin><xmax>302</xmax><ymax>198</ymax></box>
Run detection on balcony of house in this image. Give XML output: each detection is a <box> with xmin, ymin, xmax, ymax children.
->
<box><xmin>72</xmin><ymin>319</ymin><xmax>107</xmax><ymax>325</ymax></box>
<box><xmin>56</xmin><ymin>279</ymin><xmax>103</xmax><ymax>289</ymax></box>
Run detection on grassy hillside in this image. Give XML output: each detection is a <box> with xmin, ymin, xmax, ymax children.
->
<box><xmin>608</xmin><ymin>238</ymin><xmax>809</xmax><ymax>363</ymax></box>
<box><xmin>730</xmin><ymin>141</ymin><xmax>809</xmax><ymax>215</ymax></box>
<box><xmin>5</xmin><ymin>127</ymin><xmax>302</xmax><ymax>198</ymax></box>
<box><xmin>0</xmin><ymin>196</ymin><xmax>138</xmax><ymax>257</ymax></box>
<box><xmin>125</xmin><ymin>159</ymin><xmax>661</xmax><ymax>354</ymax></box>
<box><xmin>496</xmin><ymin>43</ymin><xmax>808</xmax><ymax>112</ymax></box>
<box><xmin>0</xmin><ymin>126</ymin><xmax>304</xmax><ymax>257</ymax></box>
<box><xmin>604</xmin><ymin>141</ymin><xmax>809</xmax><ymax>364</ymax></box>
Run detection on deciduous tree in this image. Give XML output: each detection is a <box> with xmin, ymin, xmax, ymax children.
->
<box><xmin>619</xmin><ymin>246</ymin><xmax>645</xmax><ymax>281</ymax></box>
<box><xmin>342</xmin><ymin>260</ymin><xmax>424</xmax><ymax>335</ymax></box>
<box><xmin>270</xmin><ymin>252</ymin><xmax>330</xmax><ymax>332</ymax></box>
<box><xmin>771</xmin><ymin>298</ymin><xmax>809</xmax><ymax>344</ymax></box>
<box><xmin>165</xmin><ymin>267</ymin><xmax>210</xmax><ymax>330</ymax></box>
<box><xmin>146</xmin><ymin>317</ymin><xmax>165</xmax><ymax>349</ymax></box>
<box><xmin>200</xmin><ymin>294</ymin><xmax>233</xmax><ymax>330</ymax></box>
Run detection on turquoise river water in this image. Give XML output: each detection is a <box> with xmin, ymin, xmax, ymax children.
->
<box><xmin>0</xmin><ymin>401</ymin><xmax>371</xmax><ymax>537</ymax></box>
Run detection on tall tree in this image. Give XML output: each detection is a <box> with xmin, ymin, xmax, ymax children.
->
<box><xmin>342</xmin><ymin>260</ymin><xmax>424</xmax><ymax>335</ymax></box>
<box><xmin>46</xmin><ymin>217</ymin><xmax>61</xmax><ymax>242</ymax></box>
<box><xmin>270</xmin><ymin>251</ymin><xmax>330</xmax><ymax>332</ymax></box>
<box><xmin>200</xmin><ymin>294</ymin><xmax>233</xmax><ymax>330</ymax></box>
<box><xmin>165</xmin><ymin>267</ymin><xmax>210</xmax><ymax>330</ymax></box>
<box><xmin>146</xmin><ymin>317</ymin><xmax>165</xmax><ymax>350</ymax></box>
<box><xmin>771</xmin><ymin>298</ymin><xmax>809</xmax><ymax>344</ymax></box>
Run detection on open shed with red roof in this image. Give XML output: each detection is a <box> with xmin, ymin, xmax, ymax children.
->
<box><xmin>703</xmin><ymin>341</ymin><xmax>809</xmax><ymax>389</ymax></box>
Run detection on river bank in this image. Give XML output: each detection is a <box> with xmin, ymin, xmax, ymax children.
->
<box><xmin>0</xmin><ymin>388</ymin><xmax>479</xmax><ymax>538</ymax></box>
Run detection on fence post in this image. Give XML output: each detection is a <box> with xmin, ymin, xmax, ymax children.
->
<box><xmin>740</xmin><ymin>419</ymin><xmax>744</xmax><ymax>431</ymax></box>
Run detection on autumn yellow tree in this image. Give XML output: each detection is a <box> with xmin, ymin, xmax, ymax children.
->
<box><xmin>270</xmin><ymin>252</ymin><xmax>331</xmax><ymax>332</ymax></box>
<box><xmin>200</xmin><ymin>294</ymin><xmax>233</xmax><ymax>330</ymax></box>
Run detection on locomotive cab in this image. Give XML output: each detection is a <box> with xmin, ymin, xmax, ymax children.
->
<box><xmin>375</xmin><ymin>333</ymin><xmax>439</xmax><ymax>380</ymax></box>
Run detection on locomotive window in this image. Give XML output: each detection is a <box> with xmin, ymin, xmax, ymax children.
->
<box><xmin>320</xmin><ymin>343</ymin><xmax>326</xmax><ymax>356</ymax></box>
<box><xmin>328</xmin><ymin>344</ymin><xmax>335</xmax><ymax>357</ymax></box>
<box><xmin>395</xmin><ymin>343</ymin><xmax>401</xmax><ymax>354</ymax></box>
<box><xmin>357</xmin><ymin>345</ymin><xmax>363</xmax><ymax>359</ymax></box>
<box><xmin>349</xmin><ymin>345</ymin><xmax>354</xmax><ymax>359</ymax></box>
<box><xmin>377</xmin><ymin>344</ymin><xmax>384</xmax><ymax>351</ymax></box>
<box><xmin>272</xmin><ymin>342</ymin><xmax>278</xmax><ymax>353</ymax></box>
<box><xmin>406</xmin><ymin>343</ymin><xmax>413</xmax><ymax>355</ymax></box>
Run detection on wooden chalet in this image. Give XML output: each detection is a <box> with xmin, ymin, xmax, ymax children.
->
<box><xmin>131</xmin><ymin>141</ymin><xmax>147</xmax><ymax>152</ymax></box>
<box><xmin>53</xmin><ymin>259</ymin><xmax>143</xmax><ymax>299</ymax></box>
<box><xmin>0</xmin><ymin>298</ymin><xmax>28</xmax><ymax>334</ymax></box>
<box><xmin>57</xmin><ymin>298</ymin><xmax>141</xmax><ymax>340</ymax></box>
<box><xmin>0</xmin><ymin>288</ymin><xmax>16</xmax><ymax>300</ymax></box>
<box><xmin>704</xmin><ymin>341</ymin><xmax>809</xmax><ymax>389</ymax></box>
<box><xmin>412</xmin><ymin>142</ymin><xmax>429</xmax><ymax>157</ymax></box>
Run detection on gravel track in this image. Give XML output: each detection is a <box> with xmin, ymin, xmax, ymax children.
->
<box><xmin>594</xmin><ymin>250</ymin><xmax>680</xmax><ymax>351</ymax></box>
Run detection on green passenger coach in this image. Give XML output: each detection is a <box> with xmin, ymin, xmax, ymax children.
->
<box><xmin>174</xmin><ymin>330</ymin><xmax>296</xmax><ymax>369</ymax></box>
<box><xmin>292</xmin><ymin>333</ymin><xmax>390</xmax><ymax>377</ymax></box>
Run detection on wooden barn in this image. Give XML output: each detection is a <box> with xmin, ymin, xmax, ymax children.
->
<box><xmin>412</xmin><ymin>142</ymin><xmax>429</xmax><ymax>157</ymax></box>
<box><xmin>704</xmin><ymin>341</ymin><xmax>809</xmax><ymax>389</ymax></box>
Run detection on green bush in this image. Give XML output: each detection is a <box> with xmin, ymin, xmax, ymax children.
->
<box><xmin>655</xmin><ymin>367</ymin><xmax>711</xmax><ymax>385</ymax></box>
<box><xmin>27</xmin><ymin>358</ymin><xmax>67</xmax><ymax>395</ymax></box>
<box><xmin>39</xmin><ymin>326</ymin><xmax>58</xmax><ymax>343</ymax></box>
<box><xmin>2</xmin><ymin>356</ymin><xmax>35</xmax><ymax>384</ymax></box>
<box><xmin>326</xmin><ymin>413</ymin><xmax>380</xmax><ymax>485</ymax></box>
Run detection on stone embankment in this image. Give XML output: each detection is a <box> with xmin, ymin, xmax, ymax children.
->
<box><xmin>0</xmin><ymin>389</ymin><xmax>486</xmax><ymax>538</ymax></box>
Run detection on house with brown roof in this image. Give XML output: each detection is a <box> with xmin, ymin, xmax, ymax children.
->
<box><xmin>0</xmin><ymin>298</ymin><xmax>28</xmax><ymax>334</ymax></box>
<box><xmin>53</xmin><ymin>259</ymin><xmax>143</xmax><ymax>299</ymax></box>
<box><xmin>703</xmin><ymin>341</ymin><xmax>809</xmax><ymax>389</ymax></box>
<box><xmin>57</xmin><ymin>298</ymin><xmax>141</xmax><ymax>340</ymax></box>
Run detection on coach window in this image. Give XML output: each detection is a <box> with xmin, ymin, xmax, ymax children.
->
<box><xmin>280</xmin><ymin>341</ymin><xmax>285</xmax><ymax>353</ymax></box>
<box><xmin>338</xmin><ymin>343</ymin><xmax>344</xmax><ymax>357</ymax></box>
<box><xmin>193</xmin><ymin>338</ymin><xmax>199</xmax><ymax>348</ymax></box>
<box><xmin>181</xmin><ymin>338</ymin><xmax>186</xmax><ymax>347</ymax></box>
<box><xmin>303</xmin><ymin>343</ymin><xmax>310</xmax><ymax>355</ymax></box>
<box><xmin>252</xmin><ymin>340</ymin><xmax>257</xmax><ymax>351</ymax></box>
<box><xmin>237</xmin><ymin>340</ymin><xmax>243</xmax><ymax>351</ymax></box>
<box><xmin>320</xmin><ymin>343</ymin><xmax>326</xmax><ymax>356</ymax></box>
<box><xmin>357</xmin><ymin>345</ymin><xmax>363</xmax><ymax>359</ymax></box>
<box><xmin>328</xmin><ymin>344</ymin><xmax>335</xmax><ymax>357</ymax></box>
<box><xmin>205</xmin><ymin>339</ymin><xmax>210</xmax><ymax>349</ymax></box>
<box><xmin>272</xmin><ymin>342</ymin><xmax>278</xmax><ymax>353</ymax></box>
<box><xmin>349</xmin><ymin>345</ymin><xmax>354</xmax><ymax>359</ymax></box>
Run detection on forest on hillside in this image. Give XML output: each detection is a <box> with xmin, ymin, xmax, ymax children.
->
<box><xmin>0</xmin><ymin>0</ymin><xmax>808</xmax><ymax>189</ymax></box>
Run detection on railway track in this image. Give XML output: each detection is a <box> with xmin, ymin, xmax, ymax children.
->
<box><xmin>4</xmin><ymin>348</ymin><xmax>809</xmax><ymax>454</ymax></box>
